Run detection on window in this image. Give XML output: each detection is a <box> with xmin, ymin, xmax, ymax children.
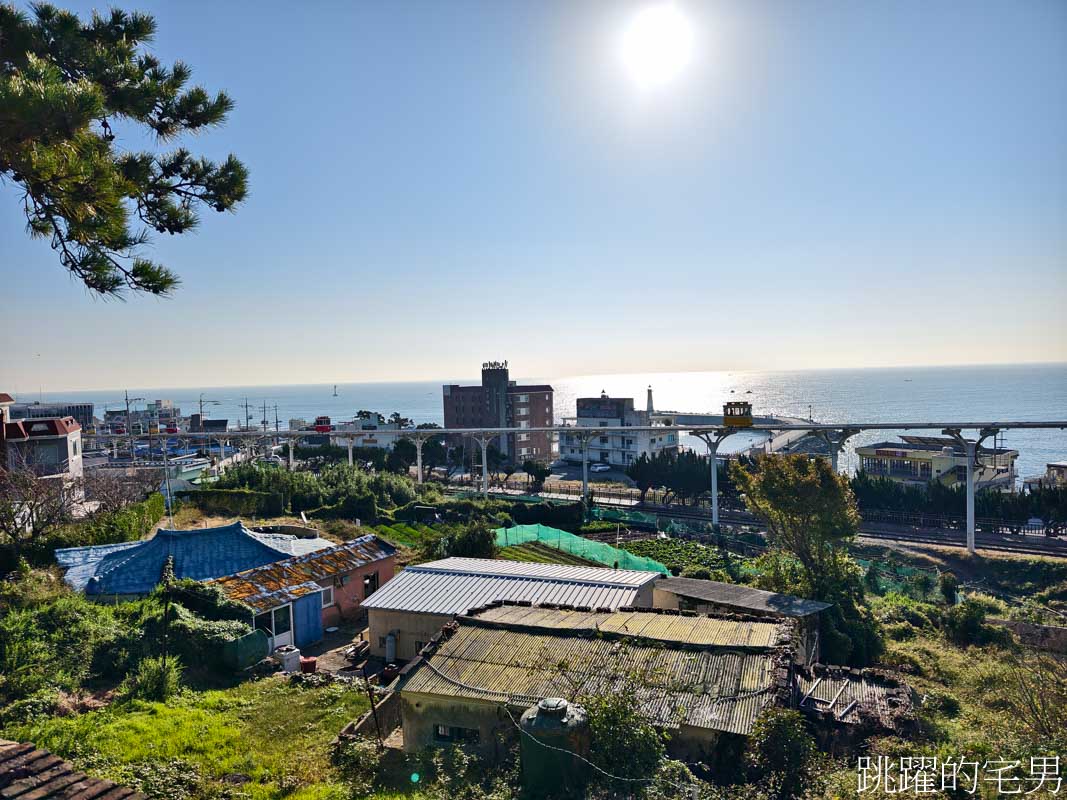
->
<box><xmin>599</xmin><ymin>436</ymin><xmax>608</xmax><ymax>444</ymax></box>
<box><xmin>434</xmin><ymin>725</ymin><xmax>480</xmax><ymax>744</ymax></box>
<box><xmin>364</xmin><ymin>571</ymin><xmax>380</xmax><ymax>598</ymax></box>
<box><xmin>321</xmin><ymin>586</ymin><xmax>334</xmax><ymax>608</ymax></box>
<box><xmin>254</xmin><ymin>606</ymin><xmax>292</xmax><ymax>639</ymax></box>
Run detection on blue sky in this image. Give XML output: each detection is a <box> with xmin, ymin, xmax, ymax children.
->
<box><xmin>2</xmin><ymin>0</ymin><xmax>1065</xmax><ymax>392</ymax></box>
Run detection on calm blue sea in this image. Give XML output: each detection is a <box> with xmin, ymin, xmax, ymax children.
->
<box><xmin>18</xmin><ymin>364</ymin><xmax>1067</xmax><ymax>480</ymax></box>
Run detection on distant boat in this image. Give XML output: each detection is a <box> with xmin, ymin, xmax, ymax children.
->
<box><xmin>333</xmin><ymin>385</ymin><xmax>338</xmax><ymax>396</ymax></box>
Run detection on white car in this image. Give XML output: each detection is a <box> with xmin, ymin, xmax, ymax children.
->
<box><xmin>589</xmin><ymin>463</ymin><xmax>612</xmax><ymax>473</ymax></box>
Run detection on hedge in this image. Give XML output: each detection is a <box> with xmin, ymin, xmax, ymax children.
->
<box><xmin>174</xmin><ymin>488</ymin><xmax>285</xmax><ymax>518</ymax></box>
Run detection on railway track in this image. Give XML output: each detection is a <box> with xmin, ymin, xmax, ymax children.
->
<box><xmin>444</xmin><ymin>486</ymin><xmax>1067</xmax><ymax>558</ymax></box>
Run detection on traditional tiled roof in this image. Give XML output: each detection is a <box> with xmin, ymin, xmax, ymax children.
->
<box><xmin>0</xmin><ymin>393</ymin><xmax>14</xmax><ymax>404</ymax></box>
<box><xmin>362</xmin><ymin>558</ymin><xmax>657</xmax><ymax>615</ymax></box>
<box><xmin>397</xmin><ymin>608</ymin><xmax>792</xmax><ymax>736</ymax></box>
<box><xmin>656</xmin><ymin>577</ymin><xmax>832</xmax><ymax>618</ymax></box>
<box><xmin>55</xmin><ymin>521</ymin><xmax>334</xmax><ymax>595</ymax></box>
<box><xmin>210</xmin><ymin>534</ymin><xmax>396</xmax><ymax>612</ymax></box>
<box><xmin>0</xmin><ymin>739</ymin><xmax>145</xmax><ymax>799</ymax></box>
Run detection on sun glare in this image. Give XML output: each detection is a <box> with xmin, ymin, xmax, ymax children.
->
<box><xmin>619</xmin><ymin>3</ymin><xmax>695</xmax><ymax>90</ymax></box>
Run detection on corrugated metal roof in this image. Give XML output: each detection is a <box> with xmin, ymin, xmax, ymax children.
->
<box><xmin>0</xmin><ymin>738</ymin><xmax>145</xmax><ymax>798</ymax></box>
<box><xmin>211</xmin><ymin>534</ymin><xmax>396</xmax><ymax>612</ymax></box>
<box><xmin>795</xmin><ymin>667</ymin><xmax>914</xmax><ymax>727</ymax></box>
<box><xmin>473</xmin><ymin>605</ymin><xmax>791</xmax><ymax>650</ymax></box>
<box><xmin>657</xmin><ymin>577</ymin><xmax>832</xmax><ymax>617</ymax></box>
<box><xmin>55</xmin><ymin>521</ymin><xmax>335</xmax><ymax>595</ymax></box>
<box><xmin>362</xmin><ymin>558</ymin><xmax>658</xmax><ymax>616</ymax></box>
<box><xmin>414</xmin><ymin>558</ymin><xmax>657</xmax><ymax>585</ymax></box>
<box><xmin>398</xmin><ymin>621</ymin><xmax>784</xmax><ymax>735</ymax></box>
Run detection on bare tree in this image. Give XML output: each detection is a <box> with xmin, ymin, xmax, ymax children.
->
<box><xmin>0</xmin><ymin>466</ymin><xmax>83</xmax><ymax>562</ymax></box>
<box><xmin>84</xmin><ymin>469</ymin><xmax>160</xmax><ymax>514</ymax></box>
<box><xmin>1003</xmin><ymin>650</ymin><xmax>1067</xmax><ymax>742</ymax></box>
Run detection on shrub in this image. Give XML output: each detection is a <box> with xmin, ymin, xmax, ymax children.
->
<box><xmin>332</xmin><ymin>736</ymin><xmax>383</xmax><ymax>798</ymax></box>
<box><xmin>941</xmin><ymin>598</ymin><xmax>1011</xmax><ymax>648</ymax></box>
<box><xmin>175</xmin><ymin>488</ymin><xmax>284</xmax><ymax>518</ymax></box>
<box><xmin>923</xmin><ymin>689</ymin><xmax>961</xmax><ymax>717</ymax></box>
<box><xmin>745</xmin><ymin>708</ymin><xmax>819</xmax><ymax>800</ymax></box>
<box><xmin>121</xmin><ymin>655</ymin><xmax>183</xmax><ymax>701</ymax></box>
<box><xmin>939</xmin><ymin>572</ymin><xmax>960</xmax><ymax>605</ymax></box>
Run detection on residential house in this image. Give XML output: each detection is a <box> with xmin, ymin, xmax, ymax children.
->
<box><xmin>558</xmin><ymin>390</ymin><xmax>678</xmax><ymax>469</ymax></box>
<box><xmin>55</xmin><ymin>521</ymin><xmax>334</xmax><ymax>599</ymax></box>
<box><xmin>210</xmin><ymin>534</ymin><xmax>396</xmax><ymax>650</ymax></box>
<box><xmin>360</xmin><ymin>557</ymin><xmax>660</xmax><ymax>661</ymax></box>
<box><xmin>855</xmin><ymin>436</ymin><xmax>1018</xmax><ymax>489</ymax></box>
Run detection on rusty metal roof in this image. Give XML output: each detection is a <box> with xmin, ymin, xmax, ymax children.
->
<box><xmin>473</xmin><ymin>604</ymin><xmax>793</xmax><ymax>650</ymax></box>
<box><xmin>211</xmin><ymin>534</ymin><xmax>395</xmax><ymax>612</ymax></box>
<box><xmin>397</xmin><ymin>614</ymin><xmax>791</xmax><ymax>736</ymax></box>
<box><xmin>795</xmin><ymin>665</ymin><xmax>915</xmax><ymax>729</ymax></box>
<box><xmin>0</xmin><ymin>739</ymin><xmax>145</xmax><ymax>799</ymax></box>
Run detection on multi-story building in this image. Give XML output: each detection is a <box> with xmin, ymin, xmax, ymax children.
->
<box><xmin>1022</xmin><ymin>461</ymin><xmax>1067</xmax><ymax>492</ymax></box>
<box><xmin>558</xmin><ymin>390</ymin><xmax>678</xmax><ymax>468</ymax></box>
<box><xmin>855</xmin><ymin>436</ymin><xmax>1018</xmax><ymax>489</ymax></box>
<box><xmin>442</xmin><ymin>361</ymin><xmax>553</xmax><ymax>462</ymax></box>
<box><xmin>9</xmin><ymin>400</ymin><xmax>94</xmax><ymax>431</ymax></box>
<box><xmin>3</xmin><ymin>414</ymin><xmax>84</xmax><ymax>482</ymax></box>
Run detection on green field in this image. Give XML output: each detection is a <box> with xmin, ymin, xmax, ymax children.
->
<box><xmin>621</xmin><ymin>537</ymin><xmax>739</xmax><ymax>574</ymax></box>
<box><xmin>498</xmin><ymin>541</ymin><xmax>600</xmax><ymax>566</ymax></box>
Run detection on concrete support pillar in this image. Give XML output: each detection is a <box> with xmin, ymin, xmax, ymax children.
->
<box><xmin>479</xmin><ymin>437</ymin><xmax>489</xmax><ymax>499</ymax></box>
<box><xmin>944</xmin><ymin>427</ymin><xmax>997</xmax><ymax>556</ymax></box>
<box><xmin>288</xmin><ymin>440</ymin><xmax>294</xmax><ymax>470</ymax></box>
<box><xmin>415</xmin><ymin>438</ymin><xmax>424</xmax><ymax>484</ymax></box>
<box><xmin>581</xmin><ymin>435</ymin><xmax>590</xmax><ymax>508</ymax></box>
<box><xmin>709</xmin><ymin>441</ymin><xmax>721</xmax><ymax>527</ymax></box>
<box><xmin>965</xmin><ymin>440</ymin><xmax>976</xmax><ymax>555</ymax></box>
<box><xmin>347</xmin><ymin>439</ymin><xmax>354</xmax><ymax>467</ymax></box>
<box><xmin>693</xmin><ymin>430</ymin><xmax>735</xmax><ymax>530</ymax></box>
<box><xmin>816</xmin><ymin>428</ymin><xmax>861</xmax><ymax>473</ymax></box>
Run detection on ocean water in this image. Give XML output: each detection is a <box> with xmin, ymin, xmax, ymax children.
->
<box><xmin>20</xmin><ymin>363</ymin><xmax>1067</xmax><ymax>480</ymax></box>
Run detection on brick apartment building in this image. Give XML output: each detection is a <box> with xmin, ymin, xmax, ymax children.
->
<box><xmin>442</xmin><ymin>361</ymin><xmax>553</xmax><ymax>462</ymax></box>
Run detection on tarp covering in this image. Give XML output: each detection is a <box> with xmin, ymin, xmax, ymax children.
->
<box><xmin>494</xmin><ymin>524</ymin><xmax>668</xmax><ymax>574</ymax></box>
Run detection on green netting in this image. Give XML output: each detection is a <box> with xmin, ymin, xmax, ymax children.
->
<box><xmin>590</xmin><ymin>507</ymin><xmax>658</xmax><ymax>527</ymax></box>
<box><xmin>494</xmin><ymin>524</ymin><xmax>669</xmax><ymax>574</ymax></box>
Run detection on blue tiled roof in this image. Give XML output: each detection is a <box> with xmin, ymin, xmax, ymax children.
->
<box><xmin>55</xmin><ymin>521</ymin><xmax>334</xmax><ymax>596</ymax></box>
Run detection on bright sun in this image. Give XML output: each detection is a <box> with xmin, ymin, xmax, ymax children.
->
<box><xmin>619</xmin><ymin>3</ymin><xmax>695</xmax><ymax>90</ymax></box>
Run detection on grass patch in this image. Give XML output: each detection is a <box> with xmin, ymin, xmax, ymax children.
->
<box><xmin>4</xmin><ymin>677</ymin><xmax>369</xmax><ymax>800</ymax></box>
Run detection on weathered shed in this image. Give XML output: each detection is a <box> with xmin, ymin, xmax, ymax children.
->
<box><xmin>361</xmin><ymin>557</ymin><xmax>660</xmax><ymax>661</ymax></box>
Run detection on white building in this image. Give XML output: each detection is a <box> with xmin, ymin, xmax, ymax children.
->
<box><xmin>558</xmin><ymin>389</ymin><xmax>678</xmax><ymax>468</ymax></box>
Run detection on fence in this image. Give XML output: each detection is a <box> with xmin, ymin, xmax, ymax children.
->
<box><xmin>494</xmin><ymin>524</ymin><xmax>669</xmax><ymax>574</ymax></box>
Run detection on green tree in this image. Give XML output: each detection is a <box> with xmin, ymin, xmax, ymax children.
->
<box><xmin>522</xmin><ymin>459</ymin><xmax>551</xmax><ymax>491</ymax></box>
<box><xmin>731</xmin><ymin>454</ymin><xmax>860</xmax><ymax>595</ymax></box>
<box><xmin>744</xmin><ymin>708</ymin><xmax>819</xmax><ymax>800</ymax></box>
<box><xmin>735</xmin><ymin>455</ymin><xmax>881</xmax><ymax>666</ymax></box>
<box><xmin>0</xmin><ymin>3</ymin><xmax>247</xmax><ymax>296</ymax></box>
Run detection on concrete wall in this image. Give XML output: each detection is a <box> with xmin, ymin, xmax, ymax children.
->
<box><xmin>990</xmin><ymin>618</ymin><xmax>1067</xmax><ymax>654</ymax></box>
<box><xmin>400</xmin><ymin>692</ymin><xmax>515</xmax><ymax>759</ymax></box>
<box><xmin>321</xmin><ymin>557</ymin><xmax>396</xmax><ymax>629</ymax></box>
<box><xmin>368</xmin><ymin>609</ymin><xmax>453</xmax><ymax>661</ymax></box>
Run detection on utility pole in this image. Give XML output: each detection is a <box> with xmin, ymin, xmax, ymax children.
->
<box><xmin>242</xmin><ymin>397</ymin><xmax>253</xmax><ymax>431</ymax></box>
<box><xmin>124</xmin><ymin>390</ymin><xmax>144</xmax><ymax>461</ymax></box>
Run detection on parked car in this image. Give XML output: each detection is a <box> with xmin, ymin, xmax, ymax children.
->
<box><xmin>590</xmin><ymin>463</ymin><xmax>612</xmax><ymax>473</ymax></box>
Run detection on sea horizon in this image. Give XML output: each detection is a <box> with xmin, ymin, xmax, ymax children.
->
<box><xmin>9</xmin><ymin>362</ymin><xmax>1066</xmax><ymax>480</ymax></box>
